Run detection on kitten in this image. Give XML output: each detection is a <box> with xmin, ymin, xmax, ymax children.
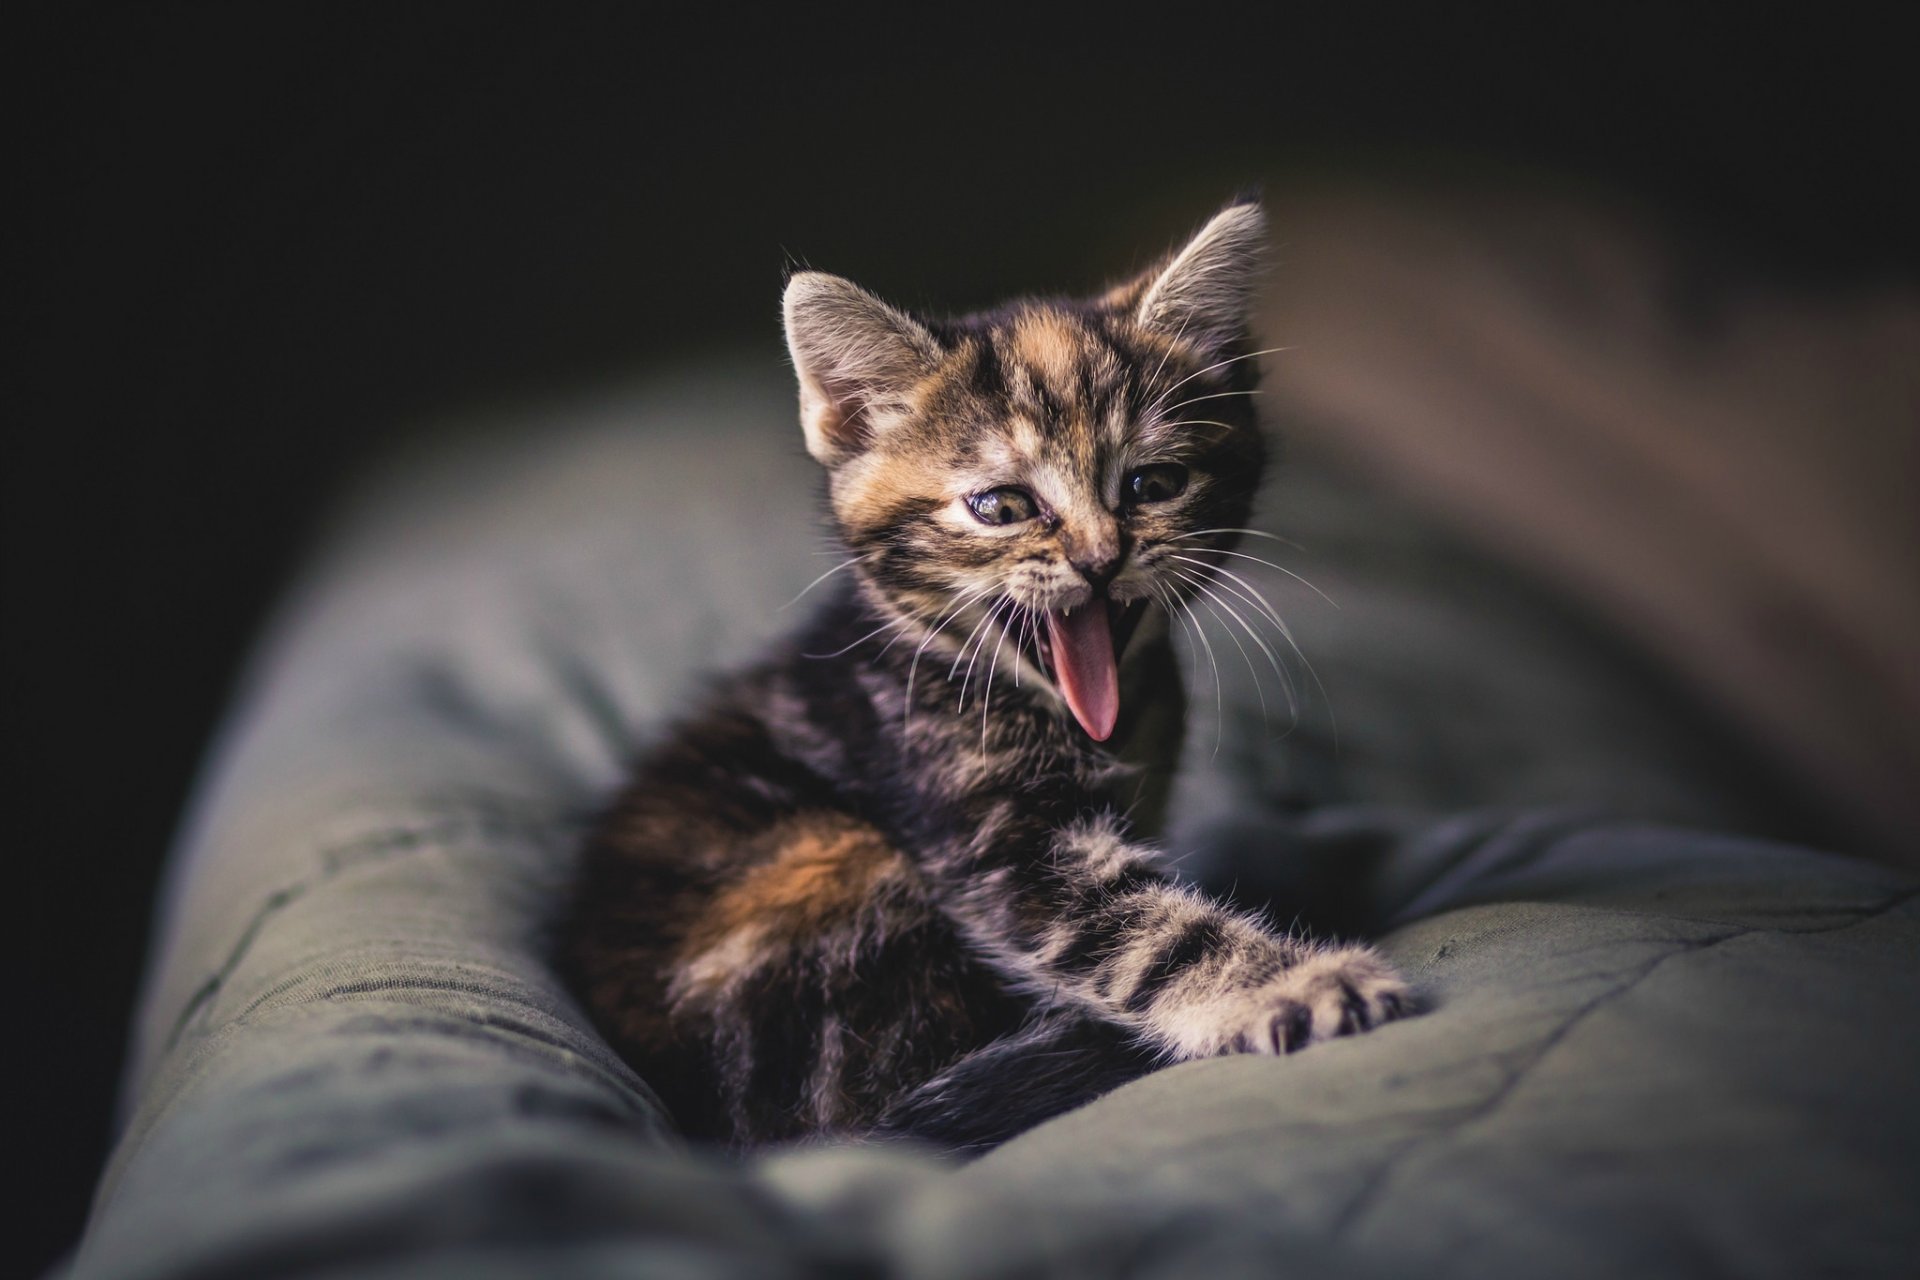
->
<box><xmin>564</xmin><ymin>200</ymin><xmax>1412</xmax><ymax>1152</ymax></box>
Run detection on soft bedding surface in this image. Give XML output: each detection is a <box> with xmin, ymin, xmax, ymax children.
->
<box><xmin>69</xmin><ymin>366</ymin><xmax>1919</xmax><ymax>1279</ymax></box>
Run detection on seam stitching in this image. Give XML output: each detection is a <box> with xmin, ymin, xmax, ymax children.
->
<box><xmin>158</xmin><ymin>805</ymin><xmax>578</xmax><ymax>1059</ymax></box>
<box><xmin>1329</xmin><ymin>884</ymin><xmax>1920</xmax><ymax>1238</ymax></box>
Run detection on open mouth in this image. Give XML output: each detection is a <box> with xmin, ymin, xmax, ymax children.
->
<box><xmin>1030</xmin><ymin>597</ymin><xmax>1148</xmax><ymax>742</ymax></box>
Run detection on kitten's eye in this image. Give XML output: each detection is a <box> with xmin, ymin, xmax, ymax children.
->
<box><xmin>966</xmin><ymin>487</ymin><xmax>1039</xmax><ymax>527</ymax></box>
<box><xmin>1125</xmin><ymin>463</ymin><xmax>1189</xmax><ymax>505</ymax></box>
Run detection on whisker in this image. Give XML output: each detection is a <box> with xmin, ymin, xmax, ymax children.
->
<box><xmin>1166</xmin><ymin>541</ymin><xmax>1336</xmax><ymax>607</ymax></box>
<box><xmin>803</xmin><ymin>610</ymin><xmax>914</xmax><ymax>659</ymax></box>
<box><xmin>1187</xmin><ymin>589</ymin><xmax>1271</xmax><ymax>730</ymax></box>
<box><xmin>954</xmin><ymin>595</ymin><xmax>1014</xmax><ymax>721</ymax></box>
<box><xmin>874</xmin><ymin>588</ymin><xmax>983</xmax><ymax>663</ymax></box>
<box><xmin>1184</xmin><ymin>593</ymin><xmax>1227</xmax><ymax>759</ymax></box>
<box><xmin>949</xmin><ymin>595</ymin><xmax>1006</xmax><ymax>686</ymax></box>
<box><xmin>1174</xmin><ymin>563</ymin><xmax>1336</xmax><ymax>746</ymax></box>
<box><xmin>1141</xmin><ymin>312</ymin><xmax>1194</xmax><ymax>405</ymax></box>
<box><xmin>980</xmin><ymin>604</ymin><xmax>1016</xmax><ymax>752</ymax></box>
<box><xmin>1148</xmin><ymin>580</ymin><xmax>1203</xmax><ymax>693</ymax></box>
<box><xmin>1152</xmin><ymin>418</ymin><xmax>1242</xmax><ymax>434</ymax></box>
<box><xmin>1159</xmin><ymin>578</ymin><xmax>1225</xmax><ymax>756</ymax></box>
<box><xmin>872</xmin><ymin>618</ymin><xmax>924</xmax><ymax>661</ymax></box>
<box><xmin>1175</xmin><ymin>563</ymin><xmax>1294</xmax><ymax>668</ymax></box>
<box><xmin>781</xmin><ymin>552</ymin><xmax>875</xmax><ymax>610</ymax></box>
<box><xmin>1010</xmin><ymin>606</ymin><xmax>1027</xmax><ymax>689</ymax></box>
<box><xmin>1016</xmin><ymin>605</ymin><xmax>1037</xmax><ymax>690</ymax></box>
<box><xmin>1169</xmin><ymin>555</ymin><xmax>1295</xmax><ymax>633</ymax></box>
<box><xmin>1157</xmin><ymin>388</ymin><xmax>1263</xmax><ymax>417</ymax></box>
<box><xmin>1148</xmin><ymin>345</ymin><xmax>1296</xmax><ymax>414</ymax></box>
<box><xmin>1171</xmin><ymin>528</ymin><xmax>1306</xmax><ymax>552</ymax></box>
<box><xmin>905</xmin><ymin>584</ymin><xmax>996</xmax><ymax>735</ymax></box>
<box><xmin>1172</xmin><ymin>567</ymin><xmax>1297</xmax><ymax>717</ymax></box>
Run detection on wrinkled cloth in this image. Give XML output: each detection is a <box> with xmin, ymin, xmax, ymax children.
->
<box><xmin>70</xmin><ymin>365</ymin><xmax>1920</xmax><ymax>1279</ymax></box>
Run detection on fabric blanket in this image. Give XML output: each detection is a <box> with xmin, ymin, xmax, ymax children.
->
<box><xmin>67</xmin><ymin>366</ymin><xmax>1919</xmax><ymax>1279</ymax></box>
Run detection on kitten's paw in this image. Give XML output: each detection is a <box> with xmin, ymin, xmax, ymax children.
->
<box><xmin>1163</xmin><ymin>945</ymin><xmax>1414</xmax><ymax>1059</ymax></box>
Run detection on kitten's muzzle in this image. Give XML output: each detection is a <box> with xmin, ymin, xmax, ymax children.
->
<box><xmin>1070</xmin><ymin>555</ymin><xmax>1121</xmax><ymax>594</ymax></box>
<box><xmin>1064</xmin><ymin>533</ymin><xmax>1128</xmax><ymax>594</ymax></box>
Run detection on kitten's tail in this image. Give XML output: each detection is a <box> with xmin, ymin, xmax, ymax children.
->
<box><xmin>868</xmin><ymin>1010</ymin><xmax>1157</xmax><ymax>1155</ymax></box>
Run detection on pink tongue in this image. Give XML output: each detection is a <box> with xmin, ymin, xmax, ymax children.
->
<box><xmin>1046</xmin><ymin>605</ymin><xmax>1119</xmax><ymax>741</ymax></box>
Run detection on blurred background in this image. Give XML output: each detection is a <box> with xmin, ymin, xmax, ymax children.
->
<box><xmin>12</xmin><ymin>6</ymin><xmax>1915</xmax><ymax>1273</ymax></box>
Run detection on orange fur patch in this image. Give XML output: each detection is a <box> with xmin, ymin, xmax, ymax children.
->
<box><xmin>677</xmin><ymin>815</ymin><xmax>909</xmax><ymax>988</ymax></box>
<box><xmin>1011</xmin><ymin>310</ymin><xmax>1085</xmax><ymax>390</ymax></box>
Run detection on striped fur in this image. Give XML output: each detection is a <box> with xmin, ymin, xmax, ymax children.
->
<box><xmin>564</xmin><ymin>201</ymin><xmax>1412</xmax><ymax>1152</ymax></box>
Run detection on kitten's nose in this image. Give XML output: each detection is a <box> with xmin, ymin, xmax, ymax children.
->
<box><xmin>1065</xmin><ymin>530</ymin><xmax>1125</xmax><ymax>592</ymax></box>
<box><xmin>1072</xmin><ymin>554</ymin><xmax>1120</xmax><ymax>592</ymax></box>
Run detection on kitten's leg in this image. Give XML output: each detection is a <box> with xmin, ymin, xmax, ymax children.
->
<box><xmin>869</xmin><ymin>1008</ymin><xmax>1156</xmax><ymax>1154</ymax></box>
<box><xmin>937</xmin><ymin>813</ymin><xmax>1415</xmax><ymax>1061</ymax></box>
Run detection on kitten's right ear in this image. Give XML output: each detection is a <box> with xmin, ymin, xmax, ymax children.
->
<box><xmin>1111</xmin><ymin>200</ymin><xmax>1267</xmax><ymax>356</ymax></box>
<box><xmin>783</xmin><ymin>272</ymin><xmax>942</xmax><ymax>465</ymax></box>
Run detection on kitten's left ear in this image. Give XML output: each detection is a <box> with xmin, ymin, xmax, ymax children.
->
<box><xmin>783</xmin><ymin>272</ymin><xmax>944</xmax><ymax>466</ymax></box>
<box><xmin>1113</xmin><ymin>200</ymin><xmax>1267</xmax><ymax>354</ymax></box>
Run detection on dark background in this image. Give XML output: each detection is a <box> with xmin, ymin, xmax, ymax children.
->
<box><xmin>12</xmin><ymin>6</ymin><xmax>1912</xmax><ymax>1273</ymax></box>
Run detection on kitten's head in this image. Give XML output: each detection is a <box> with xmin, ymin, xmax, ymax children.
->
<box><xmin>783</xmin><ymin>200</ymin><xmax>1268</xmax><ymax>742</ymax></box>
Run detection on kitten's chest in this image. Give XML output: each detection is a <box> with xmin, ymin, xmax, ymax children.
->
<box><xmin>908</xmin><ymin>632</ymin><xmax>1187</xmax><ymax>835</ymax></box>
<box><xmin>1104</xmin><ymin>632</ymin><xmax>1187</xmax><ymax>840</ymax></box>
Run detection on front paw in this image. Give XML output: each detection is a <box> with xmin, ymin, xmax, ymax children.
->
<box><xmin>1162</xmin><ymin>945</ymin><xmax>1414</xmax><ymax>1059</ymax></box>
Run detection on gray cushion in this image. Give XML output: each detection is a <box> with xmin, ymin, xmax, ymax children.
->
<box><xmin>70</xmin><ymin>364</ymin><xmax>1920</xmax><ymax>1279</ymax></box>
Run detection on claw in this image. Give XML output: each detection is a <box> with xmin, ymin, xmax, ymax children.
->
<box><xmin>1274</xmin><ymin>1004</ymin><xmax>1313</xmax><ymax>1053</ymax></box>
<box><xmin>1339</xmin><ymin>982</ymin><xmax>1373</xmax><ymax>1034</ymax></box>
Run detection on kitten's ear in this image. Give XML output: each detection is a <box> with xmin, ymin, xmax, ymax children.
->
<box><xmin>783</xmin><ymin>272</ymin><xmax>943</xmax><ymax>465</ymax></box>
<box><xmin>1114</xmin><ymin>200</ymin><xmax>1267</xmax><ymax>354</ymax></box>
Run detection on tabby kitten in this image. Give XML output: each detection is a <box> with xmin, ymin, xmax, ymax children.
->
<box><xmin>565</xmin><ymin>201</ymin><xmax>1412</xmax><ymax>1152</ymax></box>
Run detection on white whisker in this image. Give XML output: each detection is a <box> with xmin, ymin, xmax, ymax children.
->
<box><xmin>981</xmin><ymin>604</ymin><xmax>1016</xmax><ymax>752</ymax></box>
<box><xmin>781</xmin><ymin>552</ymin><xmax>875</xmax><ymax>610</ymax></box>
<box><xmin>1172</xmin><ymin>527</ymin><xmax>1303</xmax><ymax>548</ymax></box>
<box><xmin>1165</xmin><ymin>538</ymin><xmax>1334</xmax><ymax>606</ymax></box>
<box><xmin>803</xmin><ymin>611</ymin><xmax>914</xmax><ymax>659</ymax></box>
<box><xmin>1172</xmin><ymin>567</ymin><xmax>1296</xmax><ymax>717</ymax></box>
<box><xmin>1174</xmin><ymin>562</ymin><xmax>1336</xmax><ymax>746</ymax></box>
<box><xmin>1148</xmin><ymin>579</ymin><xmax>1202</xmax><ymax>693</ymax></box>
<box><xmin>1147</xmin><ymin>345</ymin><xmax>1295</xmax><ymax>415</ymax></box>
<box><xmin>1187</xmin><ymin>588</ymin><xmax>1271</xmax><ymax>729</ymax></box>
<box><xmin>953</xmin><ymin>595</ymin><xmax>1015</xmax><ymax>722</ymax></box>
<box><xmin>950</xmin><ymin>596</ymin><xmax>1006</xmax><ymax>687</ymax></box>
<box><xmin>1017</xmin><ymin>605</ymin><xmax>1041</xmax><ymax>691</ymax></box>
<box><xmin>1152</xmin><ymin>418</ymin><xmax>1243</xmax><ymax>435</ymax></box>
<box><xmin>1156</xmin><ymin>578</ymin><xmax>1224</xmax><ymax>756</ymax></box>
<box><xmin>1141</xmin><ymin>312</ymin><xmax>1194</xmax><ymax>403</ymax></box>
<box><xmin>1169</xmin><ymin>555</ymin><xmax>1293</xmax><ymax>633</ymax></box>
<box><xmin>904</xmin><ymin>583</ymin><xmax>997</xmax><ymax>736</ymax></box>
<box><xmin>1157</xmin><ymin>388</ymin><xmax>1263</xmax><ymax>417</ymax></box>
